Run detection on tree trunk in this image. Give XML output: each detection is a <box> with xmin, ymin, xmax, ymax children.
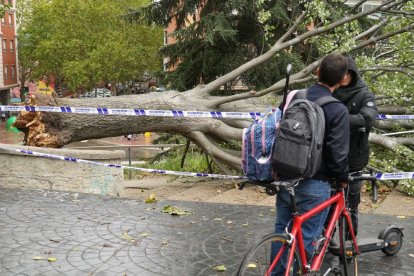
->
<box><xmin>14</xmin><ymin>91</ymin><xmax>245</xmax><ymax>170</ymax></box>
<box><xmin>12</xmin><ymin>1</ymin><xmax>414</xmax><ymax>172</ymax></box>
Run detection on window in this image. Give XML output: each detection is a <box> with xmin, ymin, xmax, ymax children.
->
<box><xmin>4</xmin><ymin>65</ymin><xmax>8</xmax><ymax>79</ymax></box>
<box><xmin>362</xmin><ymin>3</ymin><xmax>381</xmax><ymax>19</ymax></box>
<box><xmin>1</xmin><ymin>15</ymin><xmax>5</xmax><ymax>25</ymax></box>
<box><xmin>9</xmin><ymin>40</ymin><xmax>14</xmax><ymax>52</ymax></box>
<box><xmin>2</xmin><ymin>39</ymin><xmax>6</xmax><ymax>52</ymax></box>
<box><xmin>164</xmin><ymin>31</ymin><xmax>168</xmax><ymax>45</ymax></box>
<box><xmin>11</xmin><ymin>65</ymin><xmax>15</xmax><ymax>78</ymax></box>
<box><xmin>8</xmin><ymin>13</ymin><xmax>12</xmax><ymax>26</ymax></box>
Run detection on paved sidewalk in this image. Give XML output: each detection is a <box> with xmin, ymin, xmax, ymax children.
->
<box><xmin>0</xmin><ymin>188</ymin><xmax>413</xmax><ymax>275</ymax></box>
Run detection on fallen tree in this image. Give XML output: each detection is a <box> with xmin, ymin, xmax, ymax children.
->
<box><xmin>14</xmin><ymin>0</ymin><xmax>414</xmax><ymax>174</ymax></box>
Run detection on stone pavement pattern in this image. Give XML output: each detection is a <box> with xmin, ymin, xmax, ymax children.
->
<box><xmin>0</xmin><ymin>188</ymin><xmax>413</xmax><ymax>276</ymax></box>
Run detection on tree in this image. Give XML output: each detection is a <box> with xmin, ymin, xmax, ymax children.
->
<box><xmin>142</xmin><ymin>0</ymin><xmax>308</xmax><ymax>91</ymax></box>
<box><xmin>15</xmin><ymin>0</ymin><xmax>414</xmax><ymax>192</ymax></box>
<box><xmin>17</xmin><ymin>0</ymin><xmax>163</xmax><ymax>92</ymax></box>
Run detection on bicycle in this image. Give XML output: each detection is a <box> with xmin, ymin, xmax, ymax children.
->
<box><xmin>237</xmin><ymin>173</ymin><xmax>391</xmax><ymax>276</ymax></box>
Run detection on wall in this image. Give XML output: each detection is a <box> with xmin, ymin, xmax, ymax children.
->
<box><xmin>0</xmin><ymin>144</ymin><xmax>125</xmax><ymax>196</ymax></box>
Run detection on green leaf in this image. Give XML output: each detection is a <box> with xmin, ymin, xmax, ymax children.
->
<box><xmin>247</xmin><ymin>262</ymin><xmax>257</xmax><ymax>269</ymax></box>
<box><xmin>214</xmin><ymin>265</ymin><xmax>227</xmax><ymax>271</ymax></box>
<box><xmin>161</xmin><ymin>205</ymin><xmax>192</xmax><ymax>216</ymax></box>
<box><xmin>47</xmin><ymin>257</ymin><xmax>57</xmax><ymax>262</ymax></box>
<box><xmin>145</xmin><ymin>193</ymin><xmax>158</xmax><ymax>204</ymax></box>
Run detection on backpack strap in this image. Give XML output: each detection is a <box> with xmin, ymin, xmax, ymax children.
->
<box><xmin>282</xmin><ymin>90</ymin><xmax>301</xmax><ymax>113</ymax></box>
<box><xmin>293</xmin><ymin>88</ymin><xmax>340</xmax><ymax>107</ymax></box>
<box><xmin>315</xmin><ymin>95</ymin><xmax>340</xmax><ymax>107</ymax></box>
<box><xmin>293</xmin><ymin>89</ymin><xmax>308</xmax><ymax>100</ymax></box>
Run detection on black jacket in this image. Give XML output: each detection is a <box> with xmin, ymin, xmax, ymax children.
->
<box><xmin>333</xmin><ymin>58</ymin><xmax>378</xmax><ymax>171</ymax></box>
<box><xmin>307</xmin><ymin>84</ymin><xmax>350</xmax><ymax>182</ymax></box>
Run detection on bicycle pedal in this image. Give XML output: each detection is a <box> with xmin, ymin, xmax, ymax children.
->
<box><xmin>331</xmin><ymin>267</ymin><xmax>342</xmax><ymax>276</ymax></box>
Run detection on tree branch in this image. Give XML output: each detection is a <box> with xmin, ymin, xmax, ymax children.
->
<box><xmin>369</xmin><ymin>133</ymin><xmax>414</xmax><ymax>161</ymax></box>
<box><xmin>277</xmin><ymin>12</ymin><xmax>306</xmax><ymax>44</ymax></box>
<box><xmin>377</xmin><ymin>106</ymin><xmax>414</xmax><ymax>114</ymax></box>
<box><xmin>352</xmin><ymin>23</ymin><xmax>414</xmax><ymax>52</ymax></box>
<box><xmin>186</xmin><ymin>131</ymin><xmax>241</xmax><ymax>170</ymax></box>
<box><xmin>383</xmin><ymin>9</ymin><xmax>414</xmax><ymax>16</ymax></box>
<box><xmin>376</xmin><ymin>120</ymin><xmax>414</xmax><ymax>131</ymax></box>
<box><xmin>354</xmin><ymin>19</ymin><xmax>388</xmax><ymax>41</ymax></box>
<box><xmin>360</xmin><ymin>67</ymin><xmax>414</xmax><ymax>79</ymax></box>
<box><xmin>199</xmin><ymin>0</ymin><xmax>402</xmax><ymax>96</ymax></box>
<box><xmin>201</xmin><ymin>0</ymin><xmax>405</xmax><ymax>102</ymax></box>
<box><xmin>208</xmin><ymin>62</ymin><xmax>318</xmax><ymax>108</ymax></box>
<box><xmin>386</xmin><ymin>136</ymin><xmax>414</xmax><ymax>146</ymax></box>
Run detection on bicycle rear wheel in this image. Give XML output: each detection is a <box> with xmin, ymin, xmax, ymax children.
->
<box><xmin>339</xmin><ymin>216</ymin><xmax>358</xmax><ymax>276</ymax></box>
<box><xmin>237</xmin><ymin>233</ymin><xmax>302</xmax><ymax>276</ymax></box>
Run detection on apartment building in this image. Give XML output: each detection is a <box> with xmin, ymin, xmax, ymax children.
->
<box><xmin>0</xmin><ymin>0</ymin><xmax>18</xmax><ymax>105</ymax></box>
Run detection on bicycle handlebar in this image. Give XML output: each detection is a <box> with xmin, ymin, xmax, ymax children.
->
<box><xmin>348</xmin><ymin>174</ymin><xmax>377</xmax><ymax>182</ymax></box>
<box><xmin>348</xmin><ymin>172</ymin><xmax>378</xmax><ymax>203</ymax></box>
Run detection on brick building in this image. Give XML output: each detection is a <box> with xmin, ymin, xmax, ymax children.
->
<box><xmin>0</xmin><ymin>0</ymin><xmax>18</xmax><ymax>105</ymax></box>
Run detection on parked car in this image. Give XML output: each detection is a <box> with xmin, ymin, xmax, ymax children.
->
<box><xmin>156</xmin><ymin>86</ymin><xmax>166</xmax><ymax>92</ymax></box>
<box><xmin>83</xmin><ymin>88</ymin><xmax>111</xmax><ymax>98</ymax></box>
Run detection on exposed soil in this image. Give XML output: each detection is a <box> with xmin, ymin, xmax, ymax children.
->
<box><xmin>120</xmin><ymin>176</ymin><xmax>414</xmax><ymax>217</ymax></box>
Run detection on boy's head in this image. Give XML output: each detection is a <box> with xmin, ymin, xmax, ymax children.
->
<box><xmin>317</xmin><ymin>53</ymin><xmax>348</xmax><ymax>88</ymax></box>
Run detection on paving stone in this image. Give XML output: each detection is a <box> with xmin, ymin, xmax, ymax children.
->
<box><xmin>0</xmin><ymin>187</ymin><xmax>413</xmax><ymax>275</ymax></box>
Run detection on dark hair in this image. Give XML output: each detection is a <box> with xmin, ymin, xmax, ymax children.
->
<box><xmin>318</xmin><ymin>53</ymin><xmax>348</xmax><ymax>87</ymax></box>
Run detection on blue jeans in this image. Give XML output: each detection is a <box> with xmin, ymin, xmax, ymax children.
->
<box><xmin>271</xmin><ymin>179</ymin><xmax>331</xmax><ymax>274</ymax></box>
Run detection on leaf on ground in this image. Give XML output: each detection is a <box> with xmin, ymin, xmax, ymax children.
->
<box><xmin>213</xmin><ymin>218</ymin><xmax>222</xmax><ymax>221</ymax></box>
<box><xmin>242</xmin><ymin>223</ymin><xmax>249</xmax><ymax>227</ymax></box>
<box><xmin>145</xmin><ymin>193</ymin><xmax>158</xmax><ymax>204</ymax></box>
<box><xmin>122</xmin><ymin>231</ymin><xmax>134</xmax><ymax>241</ymax></box>
<box><xmin>270</xmin><ymin>208</ymin><xmax>276</xmax><ymax>212</ymax></box>
<box><xmin>409</xmin><ymin>253</ymin><xmax>414</xmax><ymax>258</ymax></box>
<box><xmin>226</xmin><ymin>220</ymin><xmax>233</xmax><ymax>224</ymax></box>
<box><xmin>161</xmin><ymin>205</ymin><xmax>192</xmax><ymax>216</ymax></box>
<box><xmin>247</xmin><ymin>262</ymin><xmax>257</xmax><ymax>269</ymax></box>
<box><xmin>32</xmin><ymin>256</ymin><xmax>43</xmax><ymax>260</ymax></box>
<box><xmin>140</xmin><ymin>232</ymin><xmax>149</xmax><ymax>237</ymax></box>
<box><xmin>214</xmin><ymin>265</ymin><xmax>227</xmax><ymax>271</ymax></box>
<box><xmin>396</xmin><ymin>215</ymin><xmax>406</xmax><ymax>219</ymax></box>
<box><xmin>47</xmin><ymin>257</ymin><xmax>57</xmax><ymax>262</ymax></box>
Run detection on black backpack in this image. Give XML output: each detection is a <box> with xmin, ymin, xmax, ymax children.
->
<box><xmin>272</xmin><ymin>89</ymin><xmax>340</xmax><ymax>179</ymax></box>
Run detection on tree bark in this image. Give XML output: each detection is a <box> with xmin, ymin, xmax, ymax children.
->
<box><xmin>12</xmin><ymin>0</ymin><xmax>413</xmax><ymax>172</ymax></box>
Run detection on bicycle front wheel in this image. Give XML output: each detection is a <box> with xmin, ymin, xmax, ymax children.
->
<box><xmin>237</xmin><ymin>233</ymin><xmax>302</xmax><ymax>276</ymax></box>
<box><xmin>339</xmin><ymin>216</ymin><xmax>358</xmax><ymax>276</ymax></box>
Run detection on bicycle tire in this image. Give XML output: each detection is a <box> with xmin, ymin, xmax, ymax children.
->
<box><xmin>237</xmin><ymin>233</ymin><xmax>303</xmax><ymax>276</ymax></box>
<box><xmin>339</xmin><ymin>216</ymin><xmax>358</xmax><ymax>276</ymax></box>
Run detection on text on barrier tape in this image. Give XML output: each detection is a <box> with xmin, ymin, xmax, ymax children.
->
<box><xmin>0</xmin><ymin>145</ymin><xmax>413</xmax><ymax>180</ymax></box>
<box><xmin>0</xmin><ymin>145</ymin><xmax>244</xmax><ymax>180</ymax></box>
<box><xmin>0</xmin><ymin>105</ymin><xmax>412</xmax><ymax>120</ymax></box>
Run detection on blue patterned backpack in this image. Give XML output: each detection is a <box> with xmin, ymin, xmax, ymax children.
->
<box><xmin>241</xmin><ymin>108</ymin><xmax>282</xmax><ymax>182</ymax></box>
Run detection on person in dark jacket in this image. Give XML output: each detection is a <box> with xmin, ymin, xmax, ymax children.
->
<box><xmin>272</xmin><ymin>54</ymin><xmax>349</xmax><ymax>274</ymax></box>
<box><xmin>333</xmin><ymin>56</ymin><xmax>378</xmax><ymax>236</ymax></box>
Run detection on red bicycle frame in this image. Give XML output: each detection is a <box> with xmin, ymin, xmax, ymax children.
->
<box><xmin>267</xmin><ymin>189</ymin><xmax>358</xmax><ymax>276</ymax></box>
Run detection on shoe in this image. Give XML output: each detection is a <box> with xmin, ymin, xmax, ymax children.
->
<box><xmin>328</xmin><ymin>239</ymin><xmax>340</xmax><ymax>256</ymax></box>
<box><xmin>329</xmin><ymin>239</ymin><xmax>339</xmax><ymax>247</ymax></box>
